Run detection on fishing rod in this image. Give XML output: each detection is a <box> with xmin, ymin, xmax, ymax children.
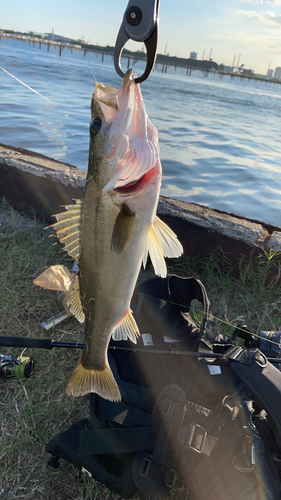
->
<box><xmin>0</xmin><ymin>333</ymin><xmax>280</xmax><ymax>383</ymax></box>
<box><xmin>0</xmin><ymin>336</ymin><xmax>84</xmax><ymax>350</ymax></box>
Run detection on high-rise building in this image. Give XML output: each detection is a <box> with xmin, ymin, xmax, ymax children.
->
<box><xmin>274</xmin><ymin>67</ymin><xmax>281</xmax><ymax>79</ymax></box>
<box><xmin>267</xmin><ymin>69</ymin><xmax>273</xmax><ymax>78</ymax></box>
<box><xmin>190</xmin><ymin>51</ymin><xmax>197</xmax><ymax>60</ymax></box>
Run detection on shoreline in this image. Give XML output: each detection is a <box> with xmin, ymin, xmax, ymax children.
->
<box><xmin>1</xmin><ymin>142</ymin><xmax>281</xmax><ymax>268</ymax></box>
<box><xmin>2</xmin><ymin>34</ymin><xmax>279</xmax><ymax>84</ymax></box>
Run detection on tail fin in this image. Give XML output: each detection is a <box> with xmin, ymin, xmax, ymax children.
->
<box><xmin>65</xmin><ymin>358</ymin><xmax>121</xmax><ymax>402</ymax></box>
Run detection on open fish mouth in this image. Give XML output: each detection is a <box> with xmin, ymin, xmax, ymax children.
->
<box><xmin>114</xmin><ymin>163</ymin><xmax>158</xmax><ymax>195</ymax></box>
<box><xmin>114</xmin><ymin>175</ymin><xmax>145</xmax><ymax>195</ymax></box>
<box><xmin>97</xmin><ymin>69</ymin><xmax>159</xmax><ymax>195</ymax></box>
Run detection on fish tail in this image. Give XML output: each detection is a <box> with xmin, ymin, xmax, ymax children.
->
<box><xmin>65</xmin><ymin>358</ymin><xmax>121</xmax><ymax>402</ymax></box>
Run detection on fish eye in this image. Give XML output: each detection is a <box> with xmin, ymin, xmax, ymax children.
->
<box><xmin>90</xmin><ymin>116</ymin><xmax>102</xmax><ymax>135</ymax></box>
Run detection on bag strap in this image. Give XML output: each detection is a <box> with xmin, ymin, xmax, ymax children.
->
<box><xmin>97</xmin><ymin>397</ymin><xmax>157</xmax><ymax>428</ymax></box>
<box><xmin>228</xmin><ymin>347</ymin><xmax>281</xmax><ymax>448</ymax></box>
<box><xmin>131</xmin><ymin>384</ymin><xmax>186</xmax><ymax>497</ymax></box>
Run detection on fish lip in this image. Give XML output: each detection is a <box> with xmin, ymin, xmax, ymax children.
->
<box><xmin>121</xmin><ymin>69</ymin><xmax>137</xmax><ymax>92</ymax></box>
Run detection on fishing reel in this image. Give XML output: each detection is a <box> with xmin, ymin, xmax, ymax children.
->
<box><xmin>232</xmin><ymin>325</ymin><xmax>281</xmax><ymax>362</ymax></box>
<box><xmin>0</xmin><ymin>353</ymin><xmax>34</xmax><ymax>379</ymax></box>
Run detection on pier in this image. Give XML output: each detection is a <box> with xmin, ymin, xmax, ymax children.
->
<box><xmin>1</xmin><ymin>33</ymin><xmax>281</xmax><ymax>84</ymax></box>
<box><xmin>0</xmin><ymin>32</ymin><xmax>139</xmax><ymax>69</ymax></box>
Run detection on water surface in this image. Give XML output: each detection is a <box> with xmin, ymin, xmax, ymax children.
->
<box><xmin>1</xmin><ymin>38</ymin><xmax>281</xmax><ymax>226</ymax></box>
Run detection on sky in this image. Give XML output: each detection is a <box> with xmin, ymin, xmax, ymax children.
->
<box><xmin>2</xmin><ymin>0</ymin><xmax>281</xmax><ymax>74</ymax></box>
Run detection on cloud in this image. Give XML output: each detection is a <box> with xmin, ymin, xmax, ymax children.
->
<box><xmin>239</xmin><ymin>0</ymin><xmax>281</xmax><ymax>5</ymax></box>
<box><xmin>237</xmin><ymin>9</ymin><xmax>281</xmax><ymax>25</ymax></box>
<box><xmin>239</xmin><ymin>0</ymin><xmax>264</xmax><ymax>3</ymax></box>
<box><xmin>266</xmin><ymin>0</ymin><xmax>281</xmax><ymax>5</ymax></box>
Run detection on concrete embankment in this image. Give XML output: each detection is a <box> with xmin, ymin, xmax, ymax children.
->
<box><xmin>0</xmin><ymin>142</ymin><xmax>280</xmax><ymax>267</ymax></box>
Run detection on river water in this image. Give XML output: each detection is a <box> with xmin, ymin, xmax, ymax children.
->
<box><xmin>1</xmin><ymin>37</ymin><xmax>281</xmax><ymax>227</ymax></box>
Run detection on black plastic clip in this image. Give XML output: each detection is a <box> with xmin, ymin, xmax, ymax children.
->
<box><xmin>114</xmin><ymin>0</ymin><xmax>160</xmax><ymax>83</ymax></box>
<box><xmin>178</xmin><ymin>423</ymin><xmax>207</xmax><ymax>453</ymax></box>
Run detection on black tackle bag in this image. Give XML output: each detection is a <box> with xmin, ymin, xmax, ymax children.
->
<box><xmin>46</xmin><ymin>275</ymin><xmax>281</xmax><ymax>499</ymax></box>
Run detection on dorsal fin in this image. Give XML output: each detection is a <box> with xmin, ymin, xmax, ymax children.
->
<box><xmin>51</xmin><ymin>200</ymin><xmax>82</xmax><ymax>260</ymax></box>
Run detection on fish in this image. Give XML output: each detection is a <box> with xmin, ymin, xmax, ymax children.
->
<box><xmin>35</xmin><ymin>69</ymin><xmax>183</xmax><ymax>402</ymax></box>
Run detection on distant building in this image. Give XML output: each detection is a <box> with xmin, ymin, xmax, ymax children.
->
<box><xmin>45</xmin><ymin>30</ymin><xmax>75</xmax><ymax>43</ymax></box>
<box><xmin>267</xmin><ymin>69</ymin><xmax>273</xmax><ymax>78</ymax></box>
<box><xmin>29</xmin><ymin>31</ymin><xmax>45</xmax><ymax>38</ymax></box>
<box><xmin>239</xmin><ymin>68</ymin><xmax>254</xmax><ymax>76</ymax></box>
<box><xmin>190</xmin><ymin>51</ymin><xmax>197</xmax><ymax>60</ymax></box>
<box><xmin>223</xmin><ymin>66</ymin><xmax>235</xmax><ymax>73</ymax></box>
<box><xmin>274</xmin><ymin>67</ymin><xmax>281</xmax><ymax>79</ymax></box>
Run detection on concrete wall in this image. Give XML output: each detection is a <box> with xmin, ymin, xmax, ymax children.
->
<box><xmin>1</xmin><ymin>143</ymin><xmax>281</xmax><ymax>268</ymax></box>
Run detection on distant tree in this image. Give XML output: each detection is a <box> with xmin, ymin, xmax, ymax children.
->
<box><xmin>218</xmin><ymin>63</ymin><xmax>224</xmax><ymax>71</ymax></box>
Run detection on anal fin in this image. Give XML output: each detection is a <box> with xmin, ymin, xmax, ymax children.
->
<box><xmin>112</xmin><ymin>310</ymin><xmax>140</xmax><ymax>344</ymax></box>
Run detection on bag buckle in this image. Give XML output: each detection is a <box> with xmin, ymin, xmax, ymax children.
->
<box><xmin>164</xmin><ymin>468</ymin><xmax>177</xmax><ymax>489</ymax></box>
<box><xmin>160</xmin><ymin>398</ymin><xmax>182</xmax><ymax>420</ymax></box>
<box><xmin>178</xmin><ymin>423</ymin><xmax>207</xmax><ymax>453</ymax></box>
<box><xmin>138</xmin><ymin>457</ymin><xmax>151</xmax><ymax>477</ymax></box>
<box><xmin>232</xmin><ymin>427</ymin><xmax>255</xmax><ymax>473</ymax></box>
<box><xmin>138</xmin><ymin>457</ymin><xmax>177</xmax><ymax>487</ymax></box>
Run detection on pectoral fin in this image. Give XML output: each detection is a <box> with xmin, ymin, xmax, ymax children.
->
<box><xmin>112</xmin><ymin>310</ymin><xmax>140</xmax><ymax>344</ymax></box>
<box><xmin>64</xmin><ymin>274</ymin><xmax>85</xmax><ymax>323</ymax></box>
<box><xmin>51</xmin><ymin>199</ymin><xmax>82</xmax><ymax>260</ymax></box>
<box><xmin>153</xmin><ymin>216</ymin><xmax>183</xmax><ymax>258</ymax></box>
<box><xmin>111</xmin><ymin>203</ymin><xmax>135</xmax><ymax>254</ymax></box>
<box><xmin>33</xmin><ymin>265</ymin><xmax>73</xmax><ymax>291</ymax></box>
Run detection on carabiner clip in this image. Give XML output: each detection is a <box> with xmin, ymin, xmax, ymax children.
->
<box><xmin>114</xmin><ymin>0</ymin><xmax>160</xmax><ymax>84</ymax></box>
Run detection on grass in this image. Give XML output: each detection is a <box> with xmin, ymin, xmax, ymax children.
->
<box><xmin>0</xmin><ymin>198</ymin><xmax>281</xmax><ymax>500</ymax></box>
<box><xmin>170</xmin><ymin>247</ymin><xmax>281</xmax><ymax>338</ymax></box>
<box><xmin>0</xmin><ymin>200</ymin><xmax>120</xmax><ymax>500</ymax></box>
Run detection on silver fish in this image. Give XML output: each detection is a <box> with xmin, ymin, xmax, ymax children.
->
<box><xmin>35</xmin><ymin>69</ymin><xmax>183</xmax><ymax>401</ymax></box>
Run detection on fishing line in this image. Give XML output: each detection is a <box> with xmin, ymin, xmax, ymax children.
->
<box><xmin>0</xmin><ymin>65</ymin><xmax>54</xmax><ymax>104</ymax></box>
